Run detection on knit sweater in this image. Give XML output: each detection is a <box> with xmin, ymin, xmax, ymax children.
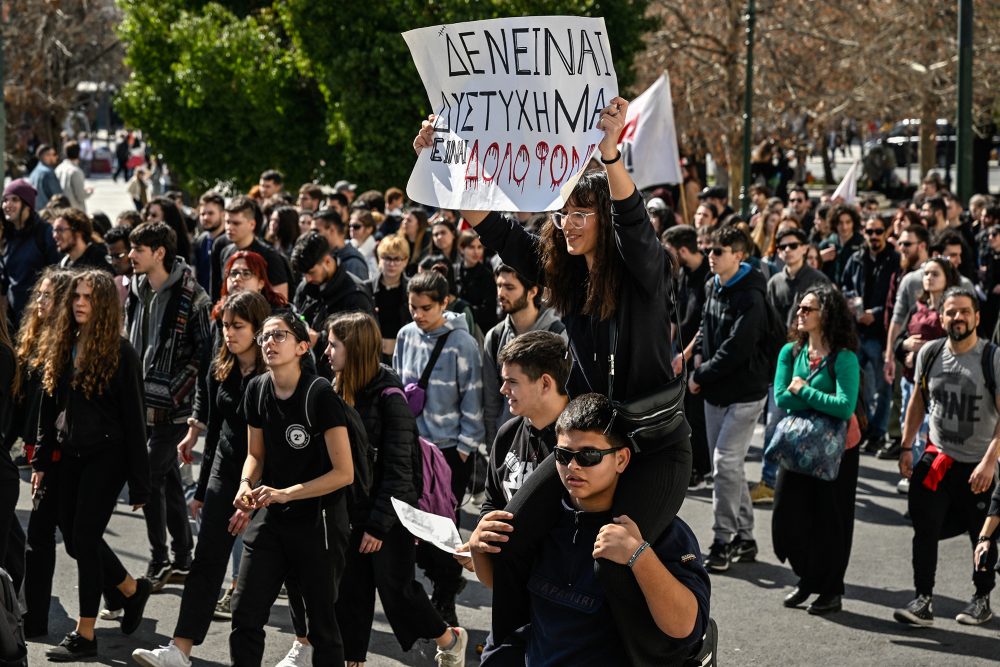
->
<box><xmin>774</xmin><ymin>343</ymin><xmax>860</xmax><ymax>421</ymax></box>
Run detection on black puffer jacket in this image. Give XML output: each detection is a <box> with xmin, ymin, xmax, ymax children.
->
<box><xmin>352</xmin><ymin>365</ymin><xmax>419</xmax><ymax>539</ymax></box>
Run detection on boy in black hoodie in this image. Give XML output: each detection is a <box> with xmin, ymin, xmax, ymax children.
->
<box><xmin>689</xmin><ymin>226</ymin><xmax>770</xmax><ymax>573</ymax></box>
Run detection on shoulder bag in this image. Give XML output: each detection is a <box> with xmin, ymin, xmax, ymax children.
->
<box><xmin>763</xmin><ymin>354</ymin><xmax>847</xmax><ymax>481</ymax></box>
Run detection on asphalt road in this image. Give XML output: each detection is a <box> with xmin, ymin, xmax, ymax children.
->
<box><xmin>22</xmin><ymin>422</ymin><xmax>999</xmax><ymax>666</ymax></box>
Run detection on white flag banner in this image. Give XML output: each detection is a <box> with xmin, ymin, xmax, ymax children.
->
<box><xmin>618</xmin><ymin>72</ymin><xmax>682</xmax><ymax>188</ymax></box>
<box><xmin>403</xmin><ymin>17</ymin><xmax>619</xmax><ymax>212</ymax></box>
<box><xmin>391</xmin><ymin>497</ymin><xmax>469</xmax><ymax>555</ymax></box>
<box><xmin>832</xmin><ymin>160</ymin><xmax>860</xmax><ymax>204</ymax></box>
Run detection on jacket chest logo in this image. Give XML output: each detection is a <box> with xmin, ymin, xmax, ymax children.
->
<box><xmin>286</xmin><ymin>425</ymin><xmax>310</xmax><ymax>450</ymax></box>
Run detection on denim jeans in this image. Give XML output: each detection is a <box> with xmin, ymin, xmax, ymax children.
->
<box><xmin>761</xmin><ymin>385</ymin><xmax>784</xmax><ymax>488</ymax></box>
<box><xmin>705</xmin><ymin>397</ymin><xmax>767</xmax><ymax>543</ymax></box>
<box><xmin>857</xmin><ymin>336</ymin><xmax>891</xmax><ymax>438</ymax></box>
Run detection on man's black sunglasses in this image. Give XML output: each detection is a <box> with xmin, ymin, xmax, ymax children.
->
<box><xmin>554</xmin><ymin>446</ymin><xmax>624</xmax><ymax>467</ymax></box>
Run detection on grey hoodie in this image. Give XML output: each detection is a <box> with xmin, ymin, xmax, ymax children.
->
<box><xmin>481</xmin><ymin>307</ymin><xmax>567</xmax><ymax>447</ymax></box>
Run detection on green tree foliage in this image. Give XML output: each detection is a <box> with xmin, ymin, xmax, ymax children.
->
<box><xmin>117</xmin><ymin>0</ymin><xmax>652</xmax><ymax>192</ymax></box>
<box><xmin>116</xmin><ymin>1</ymin><xmax>335</xmax><ymax>193</ymax></box>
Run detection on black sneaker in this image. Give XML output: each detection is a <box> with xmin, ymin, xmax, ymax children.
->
<box><xmin>861</xmin><ymin>433</ymin><xmax>885</xmax><ymax>454</ymax></box>
<box><xmin>955</xmin><ymin>595</ymin><xmax>992</xmax><ymax>625</ymax></box>
<box><xmin>46</xmin><ymin>631</ymin><xmax>97</xmax><ymax>662</ymax></box>
<box><xmin>704</xmin><ymin>541</ymin><xmax>733</xmax><ymax>573</ymax></box>
<box><xmin>169</xmin><ymin>559</ymin><xmax>191</xmax><ymax>583</ymax></box>
<box><xmin>875</xmin><ymin>440</ymin><xmax>902</xmax><ymax>459</ymax></box>
<box><xmin>146</xmin><ymin>561</ymin><xmax>172</xmax><ymax>593</ymax></box>
<box><xmin>121</xmin><ymin>577</ymin><xmax>152</xmax><ymax>635</ymax></box>
<box><xmin>893</xmin><ymin>594</ymin><xmax>934</xmax><ymax>626</ymax></box>
<box><xmin>730</xmin><ymin>537</ymin><xmax>758</xmax><ymax>563</ymax></box>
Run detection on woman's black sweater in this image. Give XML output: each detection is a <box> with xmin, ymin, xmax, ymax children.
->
<box><xmin>474</xmin><ymin>188</ymin><xmax>678</xmax><ymax>404</ymax></box>
<box><xmin>34</xmin><ymin>337</ymin><xmax>150</xmax><ymax>506</ymax></box>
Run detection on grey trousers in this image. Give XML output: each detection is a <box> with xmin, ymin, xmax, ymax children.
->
<box><xmin>705</xmin><ymin>397</ymin><xmax>767</xmax><ymax>543</ymax></box>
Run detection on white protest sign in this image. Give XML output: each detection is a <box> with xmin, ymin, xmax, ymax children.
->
<box><xmin>404</xmin><ymin>16</ymin><xmax>619</xmax><ymax>212</ymax></box>
<box><xmin>391</xmin><ymin>497</ymin><xmax>469</xmax><ymax>555</ymax></box>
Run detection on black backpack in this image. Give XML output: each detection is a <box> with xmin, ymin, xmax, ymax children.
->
<box><xmin>0</xmin><ymin>569</ymin><xmax>26</xmax><ymax>667</ymax></box>
<box><xmin>259</xmin><ymin>375</ymin><xmax>375</xmax><ymax>520</ymax></box>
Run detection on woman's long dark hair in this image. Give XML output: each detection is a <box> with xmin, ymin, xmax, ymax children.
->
<box><xmin>539</xmin><ymin>170</ymin><xmax>623</xmax><ymax>320</ymax></box>
<box><xmin>145</xmin><ymin>196</ymin><xmax>192</xmax><ymax>264</ymax></box>
<box><xmin>917</xmin><ymin>257</ymin><xmax>959</xmax><ymax>305</ymax></box>
<box><xmin>213</xmin><ymin>291</ymin><xmax>271</xmax><ymax>382</ymax></box>
<box><xmin>791</xmin><ymin>285</ymin><xmax>859</xmax><ymax>356</ymax></box>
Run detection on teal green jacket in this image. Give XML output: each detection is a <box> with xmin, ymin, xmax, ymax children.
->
<box><xmin>774</xmin><ymin>343</ymin><xmax>860</xmax><ymax>421</ymax></box>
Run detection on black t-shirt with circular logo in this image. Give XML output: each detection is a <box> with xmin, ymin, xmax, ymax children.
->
<box><xmin>240</xmin><ymin>370</ymin><xmax>348</xmax><ymax>519</ymax></box>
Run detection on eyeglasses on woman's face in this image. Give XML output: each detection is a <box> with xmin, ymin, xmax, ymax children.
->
<box><xmin>550</xmin><ymin>211</ymin><xmax>596</xmax><ymax>230</ymax></box>
<box><xmin>227</xmin><ymin>268</ymin><xmax>255</xmax><ymax>281</ymax></box>
<box><xmin>255</xmin><ymin>329</ymin><xmax>295</xmax><ymax>346</ymax></box>
<box><xmin>796</xmin><ymin>305</ymin><xmax>820</xmax><ymax>315</ymax></box>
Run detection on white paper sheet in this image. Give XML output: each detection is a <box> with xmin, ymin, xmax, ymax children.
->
<box><xmin>392</xmin><ymin>497</ymin><xmax>469</xmax><ymax>555</ymax></box>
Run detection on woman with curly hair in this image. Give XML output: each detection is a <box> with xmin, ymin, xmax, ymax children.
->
<box><xmin>16</xmin><ymin>268</ymin><xmax>78</xmax><ymax>637</ymax></box>
<box><xmin>414</xmin><ymin>96</ymin><xmax>691</xmax><ymax>660</ymax></box>
<box><xmin>31</xmin><ymin>270</ymin><xmax>152</xmax><ymax>661</ymax></box>
<box><xmin>772</xmin><ymin>285</ymin><xmax>861</xmax><ymax>615</ymax></box>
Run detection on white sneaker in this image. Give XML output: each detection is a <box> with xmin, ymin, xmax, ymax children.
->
<box><xmin>435</xmin><ymin>627</ymin><xmax>468</xmax><ymax>666</ymax></box>
<box><xmin>275</xmin><ymin>640</ymin><xmax>313</xmax><ymax>667</ymax></box>
<box><xmin>99</xmin><ymin>607</ymin><xmax>123</xmax><ymax>621</ymax></box>
<box><xmin>132</xmin><ymin>642</ymin><xmax>192</xmax><ymax>667</ymax></box>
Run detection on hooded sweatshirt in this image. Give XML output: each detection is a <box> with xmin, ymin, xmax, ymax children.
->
<box><xmin>693</xmin><ymin>262</ymin><xmax>771</xmax><ymax>406</ymax></box>
<box><xmin>481</xmin><ymin>307</ymin><xmax>567</xmax><ymax>446</ymax></box>
<box><xmin>2</xmin><ymin>212</ymin><xmax>60</xmax><ymax>324</ymax></box>
<box><xmin>392</xmin><ymin>310</ymin><xmax>484</xmax><ymax>456</ymax></box>
<box><xmin>126</xmin><ymin>258</ymin><xmax>212</xmax><ymax>425</ymax></box>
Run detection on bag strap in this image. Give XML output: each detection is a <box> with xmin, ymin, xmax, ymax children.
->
<box><xmin>918</xmin><ymin>338</ymin><xmax>948</xmax><ymax>405</ymax></box>
<box><xmin>981</xmin><ymin>341</ymin><xmax>997</xmax><ymax>405</ymax></box>
<box><xmin>607</xmin><ymin>259</ymin><xmax>686</xmax><ymax>400</ymax></box>
<box><xmin>419</xmin><ymin>331</ymin><xmax>452</xmax><ymax>390</ymax></box>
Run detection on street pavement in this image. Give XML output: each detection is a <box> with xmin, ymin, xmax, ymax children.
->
<box><xmin>23</xmin><ymin>423</ymin><xmax>999</xmax><ymax>666</ymax></box>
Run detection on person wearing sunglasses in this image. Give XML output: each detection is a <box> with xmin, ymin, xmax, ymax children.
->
<box><xmin>752</xmin><ymin>228</ymin><xmax>831</xmax><ymax>504</ymax></box>
<box><xmin>471</xmin><ymin>393</ymin><xmax>710</xmax><ymax>666</ymax></box>
<box><xmin>228</xmin><ymin>311</ymin><xmax>355</xmax><ymax>665</ymax></box>
<box><xmin>839</xmin><ymin>214</ymin><xmax>901</xmax><ymax>454</ymax></box>
<box><xmin>414</xmin><ymin>96</ymin><xmax>693</xmax><ymax>660</ymax></box>
<box><xmin>772</xmin><ymin>286</ymin><xmax>861</xmax><ymax>615</ymax></box>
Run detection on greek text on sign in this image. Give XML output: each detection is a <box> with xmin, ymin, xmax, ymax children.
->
<box><xmin>404</xmin><ymin>16</ymin><xmax>619</xmax><ymax>212</ymax></box>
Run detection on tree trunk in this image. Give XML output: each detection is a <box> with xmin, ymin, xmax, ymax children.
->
<box><xmin>918</xmin><ymin>103</ymin><xmax>936</xmax><ymax>178</ymax></box>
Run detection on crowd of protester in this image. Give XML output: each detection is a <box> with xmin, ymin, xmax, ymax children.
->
<box><xmin>0</xmin><ymin>97</ymin><xmax>998</xmax><ymax>666</ymax></box>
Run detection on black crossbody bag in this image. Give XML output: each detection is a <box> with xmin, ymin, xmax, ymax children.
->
<box><xmin>569</xmin><ymin>277</ymin><xmax>688</xmax><ymax>453</ymax></box>
<box><xmin>605</xmin><ymin>285</ymin><xmax>688</xmax><ymax>452</ymax></box>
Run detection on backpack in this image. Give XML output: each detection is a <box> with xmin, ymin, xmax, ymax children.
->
<box><xmin>258</xmin><ymin>375</ymin><xmax>374</xmax><ymax>519</ymax></box>
<box><xmin>821</xmin><ymin>349</ymin><xmax>868</xmax><ymax>433</ymax></box>
<box><xmin>382</xmin><ymin>386</ymin><xmax>457</xmax><ymax>519</ymax></box>
<box><xmin>0</xmin><ymin>569</ymin><xmax>26</xmax><ymax>667</ymax></box>
<box><xmin>918</xmin><ymin>339</ymin><xmax>998</xmax><ymax>406</ymax></box>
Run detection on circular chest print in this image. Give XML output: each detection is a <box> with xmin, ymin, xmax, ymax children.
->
<box><xmin>286</xmin><ymin>424</ymin><xmax>311</xmax><ymax>449</ymax></box>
